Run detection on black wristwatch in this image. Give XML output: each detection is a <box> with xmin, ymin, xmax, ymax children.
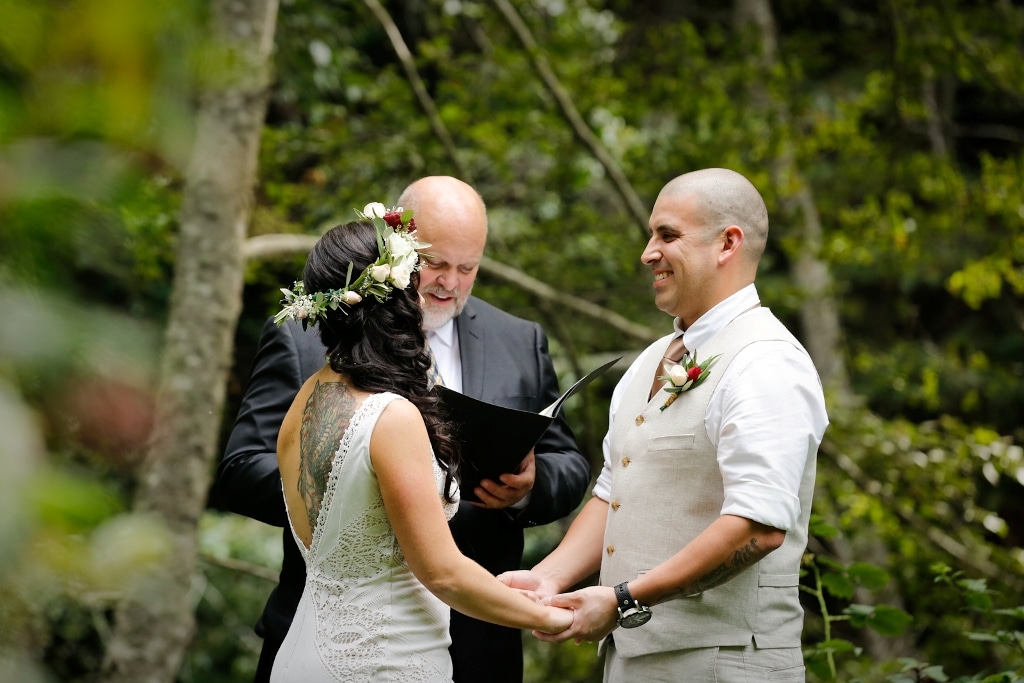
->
<box><xmin>613</xmin><ymin>582</ymin><xmax>652</xmax><ymax>629</ymax></box>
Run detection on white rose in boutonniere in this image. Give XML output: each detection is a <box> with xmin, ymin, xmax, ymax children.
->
<box><xmin>658</xmin><ymin>351</ymin><xmax>721</xmax><ymax>411</ymax></box>
<box><xmin>668</xmin><ymin>365</ymin><xmax>690</xmax><ymax>386</ymax></box>
<box><xmin>370</xmin><ymin>264</ymin><xmax>391</xmax><ymax>282</ymax></box>
<box><xmin>362</xmin><ymin>202</ymin><xmax>387</xmax><ymax>219</ymax></box>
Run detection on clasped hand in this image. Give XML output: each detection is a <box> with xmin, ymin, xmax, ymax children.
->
<box><xmin>499</xmin><ymin>570</ymin><xmax>618</xmax><ymax>644</ymax></box>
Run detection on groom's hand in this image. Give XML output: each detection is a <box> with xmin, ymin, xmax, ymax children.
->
<box><xmin>532</xmin><ymin>586</ymin><xmax>618</xmax><ymax>644</ymax></box>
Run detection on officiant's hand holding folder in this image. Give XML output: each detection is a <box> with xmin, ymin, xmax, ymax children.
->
<box><xmin>437</xmin><ymin>357</ymin><xmax>620</xmax><ymax>502</ymax></box>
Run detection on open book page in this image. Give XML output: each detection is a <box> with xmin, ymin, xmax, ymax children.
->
<box><xmin>438</xmin><ymin>357</ymin><xmax>620</xmax><ymax>501</ymax></box>
<box><xmin>539</xmin><ymin>356</ymin><xmax>622</xmax><ymax>417</ymax></box>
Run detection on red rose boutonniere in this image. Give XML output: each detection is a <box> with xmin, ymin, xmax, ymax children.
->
<box><xmin>658</xmin><ymin>351</ymin><xmax>721</xmax><ymax>411</ymax></box>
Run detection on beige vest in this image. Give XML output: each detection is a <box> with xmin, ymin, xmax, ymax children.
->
<box><xmin>601</xmin><ymin>307</ymin><xmax>818</xmax><ymax>657</ymax></box>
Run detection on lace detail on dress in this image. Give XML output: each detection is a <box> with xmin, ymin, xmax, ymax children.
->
<box><xmin>284</xmin><ymin>392</ymin><xmax>459</xmax><ymax>681</ymax></box>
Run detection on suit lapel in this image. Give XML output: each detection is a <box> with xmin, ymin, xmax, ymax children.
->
<box><xmin>455</xmin><ymin>299</ymin><xmax>486</xmax><ymax>400</ymax></box>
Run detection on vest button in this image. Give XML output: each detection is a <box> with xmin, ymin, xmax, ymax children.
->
<box><xmin>611</xmin><ymin>500</ymin><xmax>620</xmax><ymax>511</ymax></box>
<box><xmin>621</xmin><ymin>456</ymin><xmax>631</xmax><ymax>467</ymax></box>
<box><xmin>635</xmin><ymin>415</ymin><xmax>644</xmax><ymax>426</ymax></box>
<box><xmin>606</xmin><ymin>544</ymin><xmax>615</xmax><ymax>555</ymax></box>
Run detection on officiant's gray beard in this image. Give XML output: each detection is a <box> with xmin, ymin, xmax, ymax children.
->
<box><xmin>421</xmin><ymin>282</ymin><xmax>471</xmax><ymax>331</ymax></box>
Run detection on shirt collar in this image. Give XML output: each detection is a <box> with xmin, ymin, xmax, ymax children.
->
<box><xmin>425</xmin><ymin>318</ymin><xmax>457</xmax><ymax>350</ymax></box>
<box><xmin>675</xmin><ymin>284</ymin><xmax>760</xmax><ymax>353</ymax></box>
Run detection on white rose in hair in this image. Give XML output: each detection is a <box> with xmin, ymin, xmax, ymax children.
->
<box><xmin>362</xmin><ymin>202</ymin><xmax>387</xmax><ymax>219</ymax></box>
<box><xmin>388</xmin><ymin>232</ymin><xmax>415</xmax><ymax>258</ymax></box>
<box><xmin>390</xmin><ymin>261</ymin><xmax>413</xmax><ymax>289</ymax></box>
<box><xmin>342</xmin><ymin>291</ymin><xmax>362</xmax><ymax>305</ymax></box>
<box><xmin>370</xmin><ymin>264</ymin><xmax>391</xmax><ymax>282</ymax></box>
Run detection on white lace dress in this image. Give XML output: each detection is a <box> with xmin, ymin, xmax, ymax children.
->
<box><xmin>270</xmin><ymin>392</ymin><xmax>460</xmax><ymax>682</ymax></box>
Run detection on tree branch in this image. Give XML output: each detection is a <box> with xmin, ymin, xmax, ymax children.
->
<box><xmin>488</xmin><ymin>0</ymin><xmax>649</xmax><ymax>240</ymax></box>
<box><xmin>242</xmin><ymin>233</ymin><xmax>317</xmax><ymax>261</ymax></box>
<box><xmin>198</xmin><ymin>552</ymin><xmax>280</xmax><ymax>583</ymax></box>
<box><xmin>361</xmin><ymin>0</ymin><xmax>470</xmax><ymax>181</ymax></box>
<box><xmin>479</xmin><ymin>255</ymin><xmax>659</xmax><ymax>344</ymax></box>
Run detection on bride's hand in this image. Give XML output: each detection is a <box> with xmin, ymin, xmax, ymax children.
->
<box><xmin>537</xmin><ymin>605</ymin><xmax>573</xmax><ymax>635</ymax></box>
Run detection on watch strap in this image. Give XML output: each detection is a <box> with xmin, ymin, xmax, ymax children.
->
<box><xmin>614</xmin><ymin>582</ymin><xmax>637</xmax><ymax>612</ymax></box>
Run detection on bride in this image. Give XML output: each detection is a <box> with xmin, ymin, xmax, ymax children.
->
<box><xmin>269</xmin><ymin>208</ymin><xmax>572</xmax><ymax>682</ymax></box>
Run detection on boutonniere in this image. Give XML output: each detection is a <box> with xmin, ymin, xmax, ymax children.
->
<box><xmin>658</xmin><ymin>352</ymin><xmax>721</xmax><ymax>411</ymax></box>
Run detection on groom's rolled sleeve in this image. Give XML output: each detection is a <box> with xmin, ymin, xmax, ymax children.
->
<box><xmin>714</xmin><ymin>343</ymin><xmax>827</xmax><ymax>531</ymax></box>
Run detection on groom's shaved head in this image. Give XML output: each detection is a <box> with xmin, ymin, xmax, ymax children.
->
<box><xmin>661</xmin><ymin>168</ymin><xmax>769</xmax><ymax>261</ymax></box>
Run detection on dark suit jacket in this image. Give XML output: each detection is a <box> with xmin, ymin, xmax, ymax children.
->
<box><xmin>215</xmin><ymin>296</ymin><xmax>590</xmax><ymax>683</ymax></box>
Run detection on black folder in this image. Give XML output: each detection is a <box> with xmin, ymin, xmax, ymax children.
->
<box><xmin>439</xmin><ymin>356</ymin><xmax>620</xmax><ymax>502</ymax></box>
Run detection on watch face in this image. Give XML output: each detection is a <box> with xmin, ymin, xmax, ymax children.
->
<box><xmin>620</xmin><ymin>609</ymin><xmax>652</xmax><ymax>629</ymax></box>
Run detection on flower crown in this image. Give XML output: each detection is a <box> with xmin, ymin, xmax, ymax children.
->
<box><xmin>274</xmin><ymin>202</ymin><xmax>428</xmax><ymax>328</ymax></box>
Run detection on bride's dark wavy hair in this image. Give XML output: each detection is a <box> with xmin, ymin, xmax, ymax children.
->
<box><xmin>303</xmin><ymin>219</ymin><xmax>459</xmax><ymax>500</ymax></box>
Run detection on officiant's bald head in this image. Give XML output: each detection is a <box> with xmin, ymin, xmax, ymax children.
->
<box><xmin>398</xmin><ymin>176</ymin><xmax>488</xmax><ymax>330</ymax></box>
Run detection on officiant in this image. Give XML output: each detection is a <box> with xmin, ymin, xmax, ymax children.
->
<box><xmin>215</xmin><ymin>175</ymin><xmax>591</xmax><ymax>683</ymax></box>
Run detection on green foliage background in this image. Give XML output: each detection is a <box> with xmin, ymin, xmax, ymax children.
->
<box><xmin>1</xmin><ymin>0</ymin><xmax>1022</xmax><ymax>681</ymax></box>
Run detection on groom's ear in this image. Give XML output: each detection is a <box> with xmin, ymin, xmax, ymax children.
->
<box><xmin>718</xmin><ymin>225</ymin><xmax>744</xmax><ymax>264</ymax></box>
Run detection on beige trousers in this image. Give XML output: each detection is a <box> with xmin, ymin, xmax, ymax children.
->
<box><xmin>603</xmin><ymin>636</ymin><xmax>805</xmax><ymax>683</ymax></box>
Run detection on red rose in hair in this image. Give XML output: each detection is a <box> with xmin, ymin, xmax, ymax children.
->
<box><xmin>382</xmin><ymin>211</ymin><xmax>403</xmax><ymax>228</ymax></box>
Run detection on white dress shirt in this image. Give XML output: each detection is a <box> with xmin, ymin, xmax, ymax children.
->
<box><xmin>593</xmin><ymin>284</ymin><xmax>829</xmax><ymax>532</ymax></box>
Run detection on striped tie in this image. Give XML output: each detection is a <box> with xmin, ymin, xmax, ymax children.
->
<box><xmin>426</xmin><ymin>342</ymin><xmax>444</xmax><ymax>389</ymax></box>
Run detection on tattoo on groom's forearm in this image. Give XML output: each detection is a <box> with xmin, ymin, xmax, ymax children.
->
<box><xmin>662</xmin><ymin>538</ymin><xmax>769</xmax><ymax>601</ymax></box>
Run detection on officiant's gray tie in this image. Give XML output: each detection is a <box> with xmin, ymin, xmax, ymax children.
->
<box><xmin>649</xmin><ymin>335</ymin><xmax>687</xmax><ymax>400</ymax></box>
<box><xmin>426</xmin><ymin>342</ymin><xmax>444</xmax><ymax>389</ymax></box>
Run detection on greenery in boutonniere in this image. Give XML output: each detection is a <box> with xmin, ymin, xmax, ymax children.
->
<box><xmin>658</xmin><ymin>351</ymin><xmax>721</xmax><ymax>411</ymax></box>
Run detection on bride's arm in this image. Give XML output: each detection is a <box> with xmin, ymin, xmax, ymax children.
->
<box><xmin>371</xmin><ymin>399</ymin><xmax>571</xmax><ymax>635</ymax></box>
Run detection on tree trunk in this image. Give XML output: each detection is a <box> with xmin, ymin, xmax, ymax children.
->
<box><xmin>733</xmin><ymin>0</ymin><xmax>913</xmax><ymax>663</ymax></box>
<box><xmin>732</xmin><ymin>0</ymin><xmax>851</xmax><ymax>401</ymax></box>
<box><xmin>100</xmin><ymin>1</ymin><xmax>278</xmax><ymax>681</ymax></box>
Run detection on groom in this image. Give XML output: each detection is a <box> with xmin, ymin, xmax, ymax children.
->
<box><xmin>215</xmin><ymin>175</ymin><xmax>591</xmax><ymax>683</ymax></box>
<box><xmin>500</xmin><ymin>168</ymin><xmax>828</xmax><ymax>681</ymax></box>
